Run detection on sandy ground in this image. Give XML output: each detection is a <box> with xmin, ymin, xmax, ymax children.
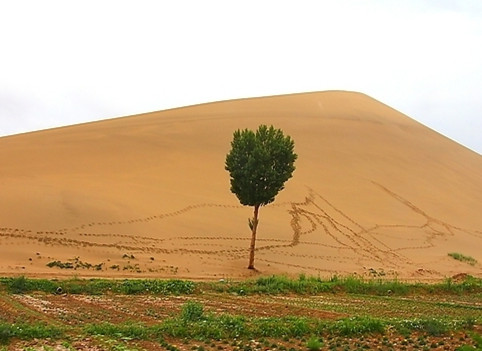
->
<box><xmin>0</xmin><ymin>91</ymin><xmax>481</xmax><ymax>280</ymax></box>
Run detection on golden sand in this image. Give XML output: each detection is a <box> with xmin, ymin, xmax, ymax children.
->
<box><xmin>1</xmin><ymin>91</ymin><xmax>481</xmax><ymax>280</ymax></box>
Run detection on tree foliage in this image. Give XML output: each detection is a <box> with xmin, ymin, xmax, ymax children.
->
<box><xmin>225</xmin><ymin>125</ymin><xmax>297</xmax><ymax>269</ymax></box>
<box><xmin>225</xmin><ymin>125</ymin><xmax>297</xmax><ymax>206</ymax></box>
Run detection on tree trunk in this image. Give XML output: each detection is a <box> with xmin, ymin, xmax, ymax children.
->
<box><xmin>248</xmin><ymin>204</ymin><xmax>260</xmax><ymax>269</ymax></box>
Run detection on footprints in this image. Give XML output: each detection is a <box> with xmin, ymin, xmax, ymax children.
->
<box><xmin>1</xmin><ymin>181</ymin><xmax>480</xmax><ymax>277</ymax></box>
<box><xmin>372</xmin><ymin>182</ymin><xmax>461</xmax><ymax>237</ymax></box>
<box><xmin>284</xmin><ymin>188</ymin><xmax>396</xmax><ymax>266</ymax></box>
<box><xmin>67</xmin><ymin>203</ymin><xmax>243</xmax><ymax>232</ymax></box>
<box><xmin>266</xmin><ymin>182</ymin><xmax>482</xmax><ymax>272</ymax></box>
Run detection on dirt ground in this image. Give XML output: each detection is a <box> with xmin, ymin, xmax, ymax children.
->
<box><xmin>1</xmin><ymin>290</ymin><xmax>480</xmax><ymax>351</ymax></box>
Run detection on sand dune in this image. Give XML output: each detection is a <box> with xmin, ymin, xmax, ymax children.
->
<box><xmin>1</xmin><ymin>91</ymin><xmax>481</xmax><ymax>280</ymax></box>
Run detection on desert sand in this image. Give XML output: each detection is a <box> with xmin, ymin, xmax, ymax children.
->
<box><xmin>0</xmin><ymin>91</ymin><xmax>481</xmax><ymax>280</ymax></box>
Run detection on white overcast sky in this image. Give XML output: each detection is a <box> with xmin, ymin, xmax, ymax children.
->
<box><xmin>1</xmin><ymin>0</ymin><xmax>481</xmax><ymax>154</ymax></box>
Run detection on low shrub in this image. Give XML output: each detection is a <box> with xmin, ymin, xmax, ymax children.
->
<box><xmin>306</xmin><ymin>336</ymin><xmax>323</xmax><ymax>351</ymax></box>
<box><xmin>181</xmin><ymin>301</ymin><xmax>204</xmax><ymax>322</ymax></box>
<box><xmin>448</xmin><ymin>253</ymin><xmax>478</xmax><ymax>266</ymax></box>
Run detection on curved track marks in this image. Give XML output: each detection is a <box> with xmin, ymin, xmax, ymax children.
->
<box><xmin>1</xmin><ymin>182</ymin><xmax>480</xmax><ymax>276</ymax></box>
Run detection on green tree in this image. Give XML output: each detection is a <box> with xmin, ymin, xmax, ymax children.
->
<box><xmin>225</xmin><ymin>125</ymin><xmax>297</xmax><ymax>269</ymax></box>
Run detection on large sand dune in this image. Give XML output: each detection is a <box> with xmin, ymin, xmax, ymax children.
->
<box><xmin>1</xmin><ymin>91</ymin><xmax>481</xmax><ymax>280</ymax></box>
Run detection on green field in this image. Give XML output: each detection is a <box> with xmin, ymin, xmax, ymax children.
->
<box><xmin>0</xmin><ymin>275</ymin><xmax>481</xmax><ymax>350</ymax></box>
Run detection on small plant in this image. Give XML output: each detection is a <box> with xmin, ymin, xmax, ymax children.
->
<box><xmin>47</xmin><ymin>260</ymin><xmax>74</xmax><ymax>269</ymax></box>
<box><xmin>306</xmin><ymin>336</ymin><xmax>323</xmax><ymax>351</ymax></box>
<box><xmin>448</xmin><ymin>253</ymin><xmax>478</xmax><ymax>266</ymax></box>
<box><xmin>422</xmin><ymin>319</ymin><xmax>448</xmax><ymax>336</ymax></box>
<box><xmin>46</xmin><ymin>257</ymin><xmax>104</xmax><ymax>270</ymax></box>
<box><xmin>181</xmin><ymin>301</ymin><xmax>204</xmax><ymax>322</ymax></box>
<box><xmin>5</xmin><ymin>276</ymin><xmax>29</xmax><ymax>294</ymax></box>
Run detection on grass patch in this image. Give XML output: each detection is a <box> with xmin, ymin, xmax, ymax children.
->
<box><xmin>449</xmin><ymin>253</ymin><xmax>478</xmax><ymax>266</ymax></box>
<box><xmin>1</xmin><ymin>274</ymin><xmax>481</xmax><ymax>296</ymax></box>
<box><xmin>1</xmin><ymin>276</ymin><xmax>58</xmax><ymax>294</ymax></box>
<box><xmin>85</xmin><ymin>322</ymin><xmax>152</xmax><ymax>340</ymax></box>
<box><xmin>84</xmin><ymin>302</ymin><xmax>397</xmax><ymax>342</ymax></box>
<box><xmin>0</xmin><ymin>323</ymin><xmax>64</xmax><ymax>345</ymax></box>
<box><xmin>306</xmin><ymin>336</ymin><xmax>323</xmax><ymax>351</ymax></box>
<box><xmin>84</xmin><ymin>312</ymin><xmax>477</xmax><ymax>343</ymax></box>
<box><xmin>210</xmin><ymin>274</ymin><xmax>482</xmax><ymax>296</ymax></box>
<box><xmin>328</xmin><ymin>316</ymin><xmax>386</xmax><ymax>336</ymax></box>
<box><xmin>181</xmin><ymin>301</ymin><xmax>204</xmax><ymax>322</ymax></box>
<box><xmin>216</xmin><ymin>274</ymin><xmax>410</xmax><ymax>296</ymax></box>
<box><xmin>0</xmin><ymin>277</ymin><xmax>195</xmax><ymax>295</ymax></box>
<box><xmin>115</xmin><ymin>279</ymin><xmax>195</xmax><ymax>295</ymax></box>
<box><xmin>84</xmin><ymin>301</ymin><xmax>389</xmax><ymax>341</ymax></box>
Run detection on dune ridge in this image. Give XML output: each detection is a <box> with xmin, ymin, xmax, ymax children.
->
<box><xmin>1</xmin><ymin>91</ymin><xmax>481</xmax><ymax>280</ymax></box>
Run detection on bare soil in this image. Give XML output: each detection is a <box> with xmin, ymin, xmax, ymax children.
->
<box><xmin>1</xmin><ymin>290</ymin><xmax>480</xmax><ymax>350</ymax></box>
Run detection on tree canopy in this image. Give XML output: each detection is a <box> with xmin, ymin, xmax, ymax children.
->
<box><xmin>225</xmin><ymin>124</ymin><xmax>297</xmax><ymax>207</ymax></box>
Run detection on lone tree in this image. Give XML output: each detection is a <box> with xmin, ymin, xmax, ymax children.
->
<box><xmin>225</xmin><ymin>125</ymin><xmax>297</xmax><ymax>269</ymax></box>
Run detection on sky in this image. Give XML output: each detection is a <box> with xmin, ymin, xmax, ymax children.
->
<box><xmin>1</xmin><ymin>0</ymin><xmax>481</xmax><ymax>154</ymax></box>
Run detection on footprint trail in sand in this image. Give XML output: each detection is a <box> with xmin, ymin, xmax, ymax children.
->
<box><xmin>1</xmin><ymin>182</ymin><xmax>480</xmax><ymax>278</ymax></box>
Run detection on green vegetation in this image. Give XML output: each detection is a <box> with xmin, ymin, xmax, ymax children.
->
<box><xmin>2</xmin><ymin>276</ymin><xmax>58</xmax><ymax>294</ymax></box>
<box><xmin>225</xmin><ymin>125</ymin><xmax>297</xmax><ymax>269</ymax></box>
<box><xmin>209</xmin><ymin>274</ymin><xmax>482</xmax><ymax>296</ymax></box>
<box><xmin>457</xmin><ymin>332</ymin><xmax>482</xmax><ymax>350</ymax></box>
<box><xmin>83</xmin><ymin>306</ymin><xmax>476</xmax><ymax>341</ymax></box>
<box><xmin>329</xmin><ymin>316</ymin><xmax>385</xmax><ymax>336</ymax></box>
<box><xmin>306</xmin><ymin>336</ymin><xmax>323</xmax><ymax>351</ymax></box>
<box><xmin>84</xmin><ymin>314</ymin><xmax>371</xmax><ymax>341</ymax></box>
<box><xmin>0</xmin><ymin>323</ymin><xmax>64</xmax><ymax>345</ymax></box>
<box><xmin>0</xmin><ymin>275</ymin><xmax>480</xmax><ymax>349</ymax></box>
<box><xmin>46</xmin><ymin>257</ymin><xmax>104</xmax><ymax>270</ymax></box>
<box><xmin>449</xmin><ymin>252</ymin><xmax>478</xmax><ymax>266</ymax></box>
<box><xmin>2</xmin><ymin>274</ymin><xmax>482</xmax><ymax>296</ymax></box>
<box><xmin>0</xmin><ymin>276</ymin><xmax>195</xmax><ymax>295</ymax></box>
<box><xmin>181</xmin><ymin>301</ymin><xmax>205</xmax><ymax>322</ymax></box>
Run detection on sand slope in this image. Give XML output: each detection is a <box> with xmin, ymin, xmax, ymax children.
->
<box><xmin>1</xmin><ymin>91</ymin><xmax>481</xmax><ymax>280</ymax></box>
